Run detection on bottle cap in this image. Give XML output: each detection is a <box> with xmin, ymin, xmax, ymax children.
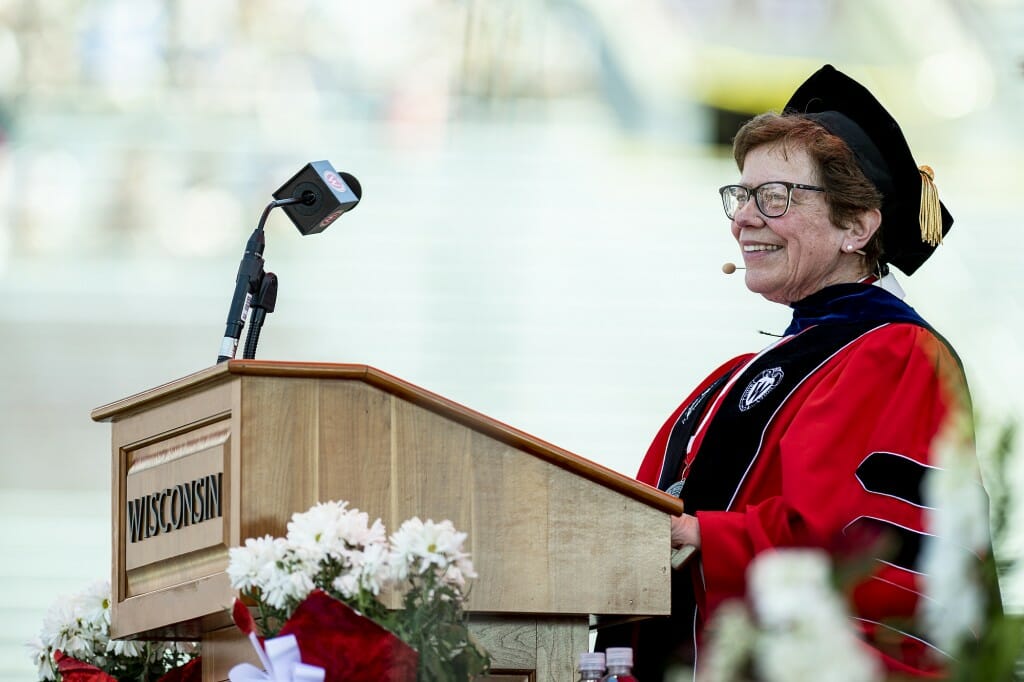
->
<box><xmin>606</xmin><ymin>647</ymin><xmax>633</xmax><ymax>667</ymax></box>
<box><xmin>579</xmin><ymin>651</ymin><xmax>605</xmax><ymax>671</ymax></box>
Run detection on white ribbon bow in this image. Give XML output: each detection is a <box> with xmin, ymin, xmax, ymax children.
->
<box><xmin>229</xmin><ymin>632</ymin><xmax>326</xmax><ymax>682</ymax></box>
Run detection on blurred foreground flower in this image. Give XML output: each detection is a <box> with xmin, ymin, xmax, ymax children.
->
<box><xmin>918</xmin><ymin>418</ymin><xmax>991</xmax><ymax>655</ymax></box>
<box><xmin>918</xmin><ymin>418</ymin><xmax>1024</xmax><ymax>681</ymax></box>
<box><xmin>700</xmin><ymin>549</ymin><xmax>882</xmax><ymax>682</ymax></box>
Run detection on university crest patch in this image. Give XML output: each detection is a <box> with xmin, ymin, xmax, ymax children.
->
<box><xmin>739</xmin><ymin>367</ymin><xmax>784</xmax><ymax>412</ymax></box>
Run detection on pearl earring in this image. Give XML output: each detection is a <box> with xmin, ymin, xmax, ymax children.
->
<box><xmin>845</xmin><ymin>244</ymin><xmax>854</xmax><ymax>252</ymax></box>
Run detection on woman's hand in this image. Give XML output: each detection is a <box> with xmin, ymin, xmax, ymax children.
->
<box><xmin>671</xmin><ymin>513</ymin><xmax>701</xmax><ymax>550</ymax></box>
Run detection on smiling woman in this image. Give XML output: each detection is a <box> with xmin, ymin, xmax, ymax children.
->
<box><xmin>597</xmin><ymin>65</ymin><xmax>994</xmax><ymax>680</ymax></box>
<box><xmin>730</xmin><ymin>143</ymin><xmax>877</xmax><ymax>304</ymax></box>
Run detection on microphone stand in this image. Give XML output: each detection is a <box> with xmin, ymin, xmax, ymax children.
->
<box><xmin>242</xmin><ymin>272</ymin><xmax>278</xmax><ymax>360</ymax></box>
<box><xmin>216</xmin><ymin>196</ymin><xmax>304</xmax><ymax>364</ymax></box>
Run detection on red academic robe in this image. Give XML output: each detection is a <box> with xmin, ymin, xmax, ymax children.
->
<box><xmin>636</xmin><ymin>321</ymin><xmax>972</xmax><ymax>676</ymax></box>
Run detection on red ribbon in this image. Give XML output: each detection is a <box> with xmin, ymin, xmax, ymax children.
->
<box><xmin>53</xmin><ymin>650</ymin><xmax>200</xmax><ymax>682</ymax></box>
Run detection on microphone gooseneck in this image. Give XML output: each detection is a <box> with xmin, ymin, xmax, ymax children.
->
<box><xmin>216</xmin><ymin>196</ymin><xmax>304</xmax><ymax>364</ymax></box>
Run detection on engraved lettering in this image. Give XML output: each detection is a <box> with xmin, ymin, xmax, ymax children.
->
<box><xmin>181</xmin><ymin>481</ymin><xmax>193</xmax><ymax>527</ymax></box>
<box><xmin>126</xmin><ymin>471</ymin><xmax>225</xmax><ymax>543</ymax></box>
<box><xmin>160</xmin><ymin>488</ymin><xmax>173</xmax><ymax>533</ymax></box>
<box><xmin>206</xmin><ymin>472</ymin><xmax>222</xmax><ymax>519</ymax></box>
<box><xmin>147</xmin><ymin>494</ymin><xmax>160</xmax><ymax>538</ymax></box>
<box><xmin>170</xmin><ymin>485</ymin><xmax>183</xmax><ymax>530</ymax></box>
<box><xmin>127</xmin><ymin>497</ymin><xmax>146</xmax><ymax>543</ymax></box>
<box><xmin>194</xmin><ymin>478</ymin><xmax>206</xmax><ymax>521</ymax></box>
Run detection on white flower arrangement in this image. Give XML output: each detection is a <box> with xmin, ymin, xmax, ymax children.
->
<box><xmin>917</xmin><ymin>419</ymin><xmax>992</xmax><ymax>655</ymax></box>
<box><xmin>695</xmin><ymin>601</ymin><xmax>756</xmax><ymax>682</ymax></box>
<box><xmin>226</xmin><ymin>500</ymin><xmax>488</xmax><ymax>681</ymax></box>
<box><xmin>913</xmin><ymin>417</ymin><xmax>1024</xmax><ymax>680</ymax></box>
<box><xmin>699</xmin><ymin>549</ymin><xmax>882</xmax><ymax>682</ymax></box>
<box><xmin>748</xmin><ymin>550</ymin><xmax>882</xmax><ymax>682</ymax></box>
<box><xmin>28</xmin><ymin>579</ymin><xmax>197</xmax><ymax>681</ymax></box>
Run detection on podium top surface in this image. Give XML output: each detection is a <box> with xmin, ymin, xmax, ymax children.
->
<box><xmin>93</xmin><ymin>360</ymin><xmax>683</xmax><ymax>516</ymax></box>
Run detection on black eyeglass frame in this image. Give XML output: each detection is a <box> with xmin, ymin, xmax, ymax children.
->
<box><xmin>718</xmin><ymin>181</ymin><xmax>826</xmax><ymax>219</ymax></box>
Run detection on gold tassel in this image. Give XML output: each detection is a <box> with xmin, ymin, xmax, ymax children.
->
<box><xmin>919</xmin><ymin>165</ymin><xmax>943</xmax><ymax>247</ymax></box>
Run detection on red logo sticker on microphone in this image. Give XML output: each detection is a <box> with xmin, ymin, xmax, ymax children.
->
<box><xmin>323</xmin><ymin>171</ymin><xmax>348</xmax><ymax>194</ymax></box>
<box><xmin>318</xmin><ymin>207</ymin><xmax>344</xmax><ymax>228</ymax></box>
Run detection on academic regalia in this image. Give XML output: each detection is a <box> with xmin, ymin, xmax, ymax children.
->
<box><xmin>598</xmin><ymin>65</ymin><xmax>986</xmax><ymax>680</ymax></box>
<box><xmin>634</xmin><ymin>281</ymin><xmax>971</xmax><ymax>676</ymax></box>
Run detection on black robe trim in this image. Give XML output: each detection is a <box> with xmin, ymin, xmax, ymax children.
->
<box><xmin>855</xmin><ymin>451</ymin><xmax>935</xmax><ymax>509</ymax></box>
<box><xmin>844</xmin><ymin>516</ymin><xmax>929</xmax><ymax>574</ymax></box>
<box><xmin>678</xmin><ymin>319</ymin><xmax>891</xmax><ymax>514</ymax></box>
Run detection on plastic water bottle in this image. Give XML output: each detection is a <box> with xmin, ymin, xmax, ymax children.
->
<box><xmin>578</xmin><ymin>651</ymin><xmax>606</xmax><ymax>682</ymax></box>
<box><xmin>601</xmin><ymin>647</ymin><xmax>637</xmax><ymax>681</ymax></box>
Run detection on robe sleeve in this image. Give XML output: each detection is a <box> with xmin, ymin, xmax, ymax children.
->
<box><xmin>695</xmin><ymin>323</ymin><xmax>970</xmax><ymax>617</ymax></box>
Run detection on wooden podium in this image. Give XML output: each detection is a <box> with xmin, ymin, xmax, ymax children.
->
<box><xmin>92</xmin><ymin>360</ymin><xmax>682</xmax><ymax>681</ymax></box>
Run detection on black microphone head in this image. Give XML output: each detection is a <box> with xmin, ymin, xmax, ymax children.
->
<box><xmin>272</xmin><ymin>160</ymin><xmax>361</xmax><ymax>235</ymax></box>
<box><xmin>339</xmin><ymin>171</ymin><xmax>362</xmax><ymax>200</ymax></box>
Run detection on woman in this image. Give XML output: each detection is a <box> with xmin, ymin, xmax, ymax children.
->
<box><xmin>622</xmin><ymin>66</ymin><xmax>986</xmax><ymax>678</ymax></box>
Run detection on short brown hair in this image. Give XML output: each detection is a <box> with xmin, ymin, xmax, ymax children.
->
<box><xmin>733</xmin><ymin>112</ymin><xmax>884</xmax><ymax>270</ymax></box>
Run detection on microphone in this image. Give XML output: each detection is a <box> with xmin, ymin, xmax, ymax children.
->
<box><xmin>722</xmin><ymin>262</ymin><xmax>746</xmax><ymax>274</ymax></box>
<box><xmin>273</xmin><ymin>161</ymin><xmax>362</xmax><ymax>235</ymax></box>
<box><xmin>216</xmin><ymin>160</ymin><xmax>362</xmax><ymax>364</ymax></box>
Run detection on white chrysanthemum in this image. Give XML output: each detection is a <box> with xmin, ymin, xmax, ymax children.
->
<box><xmin>697</xmin><ymin>601</ymin><xmax>756</xmax><ymax>682</ymax></box>
<box><xmin>336</xmin><ymin>507</ymin><xmax>387</xmax><ymax>549</ymax></box>
<box><xmin>27</xmin><ymin>637</ymin><xmax>57</xmax><ymax>681</ymax></box>
<box><xmin>287</xmin><ymin>501</ymin><xmax>347</xmax><ymax>559</ymax></box>
<box><xmin>332</xmin><ymin>572</ymin><xmax>360</xmax><ymax>599</ymax></box>
<box><xmin>41</xmin><ymin>598</ymin><xmax>99</xmax><ymax>658</ymax></box>
<box><xmin>748</xmin><ymin>549</ymin><xmax>838</xmax><ymax>628</ymax></box>
<box><xmin>227</xmin><ymin>535</ymin><xmax>287</xmax><ymax>591</ymax></box>
<box><xmin>452</xmin><ymin>551</ymin><xmax>477</xmax><ymax>582</ymax></box>
<box><xmin>755</xmin><ymin>621</ymin><xmax>882</xmax><ymax>682</ymax></box>
<box><xmin>390</xmin><ymin>517</ymin><xmax>473</xmax><ymax>584</ymax></box>
<box><xmin>290</xmin><ymin>500</ymin><xmax>348</xmax><ymax>535</ymax></box>
<box><xmin>107</xmin><ymin>637</ymin><xmax>146</xmax><ymax>657</ymax></box>
<box><xmin>442</xmin><ymin>565</ymin><xmax>467</xmax><ymax>592</ymax></box>
<box><xmin>30</xmin><ymin>579</ymin><xmax>199</xmax><ymax>678</ymax></box>
<box><xmin>261</xmin><ymin>561</ymin><xmax>316</xmax><ymax>610</ymax></box>
<box><xmin>924</xmin><ymin>427</ymin><xmax>990</xmax><ymax>552</ymax></box>
<box><xmin>78</xmin><ymin>579</ymin><xmax>112</xmax><ymax>628</ymax></box>
<box><xmin>57</xmin><ymin>627</ymin><xmax>93</xmax><ymax>660</ymax></box>
<box><xmin>228</xmin><ymin>533</ymin><xmax>323</xmax><ymax>612</ymax></box>
<box><xmin>356</xmin><ymin>541</ymin><xmax>394</xmax><ymax>596</ymax></box>
<box><xmin>748</xmin><ymin>549</ymin><xmax>882</xmax><ymax>682</ymax></box>
<box><xmin>39</xmin><ymin>600</ymin><xmax>76</xmax><ymax>649</ymax></box>
<box><xmin>918</xmin><ymin>423</ymin><xmax>990</xmax><ymax>654</ymax></box>
<box><xmin>169</xmin><ymin>640</ymin><xmax>199</xmax><ymax>656</ymax></box>
<box><xmin>287</xmin><ymin>501</ymin><xmax>387</xmax><ymax>563</ymax></box>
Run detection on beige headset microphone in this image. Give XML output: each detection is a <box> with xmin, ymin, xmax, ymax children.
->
<box><xmin>721</xmin><ymin>262</ymin><xmax>746</xmax><ymax>274</ymax></box>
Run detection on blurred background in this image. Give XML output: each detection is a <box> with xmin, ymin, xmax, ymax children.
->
<box><xmin>1</xmin><ymin>0</ymin><xmax>1023</xmax><ymax>676</ymax></box>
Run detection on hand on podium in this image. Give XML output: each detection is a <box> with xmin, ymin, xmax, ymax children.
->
<box><xmin>670</xmin><ymin>513</ymin><xmax>701</xmax><ymax>570</ymax></box>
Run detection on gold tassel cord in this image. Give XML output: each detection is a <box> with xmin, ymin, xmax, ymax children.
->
<box><xmin>919</xmin><ymin>165</ymin><xmax>943</xmax><ymax>247</ymax></box>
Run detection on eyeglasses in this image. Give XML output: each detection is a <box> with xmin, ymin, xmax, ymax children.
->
<box><xmin>718</xmin><ymin>181</ymin><xmax>826</xmax><ymax>219</ymax></box>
